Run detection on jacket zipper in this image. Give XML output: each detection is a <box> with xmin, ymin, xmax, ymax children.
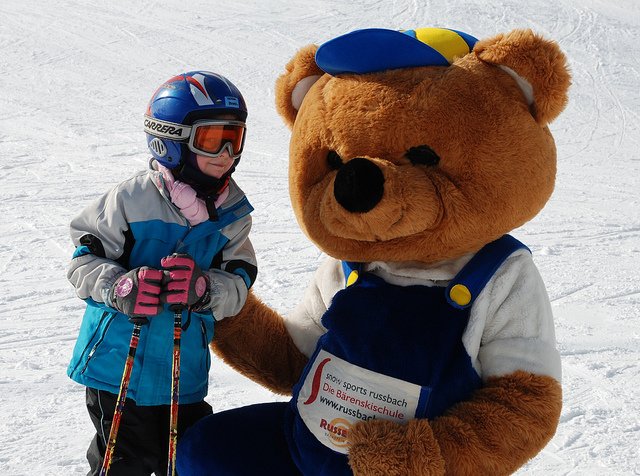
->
<box><xmin>200</xmin><ymin>320</ymin><xmax>208</xmax><ymax>348</ymax></box>
<box><xmin>80</xmin><ymin>313</ymin><xmax>117</xmax><ymax>374</ymax></box>
<box><xmin>201</xmin><ymin>320</ymin><xmax>211</xmax><ymax>369</ymax></box>
<box><xmin>69</xmin><ymin>311</ymin><xmax>108</xmax><ymax>376</ymax></box>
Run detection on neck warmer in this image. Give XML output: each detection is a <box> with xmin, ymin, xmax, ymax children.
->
<box><xmin>175</xmin><ymin>152</ymin><xmax>237</xmax><ymax>198</ymax></box>
<box><xmin>158</xmin><ymin>164</ymin><xmax>229</xmax><ymax>226</ymax></box>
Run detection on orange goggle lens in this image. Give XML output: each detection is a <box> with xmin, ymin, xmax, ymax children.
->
<box><xmin>191</xmin><ymin>123</ymin><xmax>245</xmax><ymax>157</ymax></box>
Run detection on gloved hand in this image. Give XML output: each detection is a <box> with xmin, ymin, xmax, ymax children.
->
<box><xmin>160</xmin><ymin>253</ymin><xmax>210</xmax><ymax>309</ymax></box>
<box><xmin>110</xmin><ymin>267</ymin><xmax>163</xmax><ymax>319</ymax></box>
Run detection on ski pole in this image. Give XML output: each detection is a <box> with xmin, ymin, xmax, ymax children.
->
<box><xmin>167</xmin><ymin>306</ymin><xmax>183</xmax><ymax>476</ymax></box>
<box><xmin>99</xmin><ymin>317</ymin><xmax>148</xmax><ymax>476</ymax></box>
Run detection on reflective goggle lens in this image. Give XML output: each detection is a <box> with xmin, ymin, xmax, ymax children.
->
<box><xmin>192</xmin><ymin>123</ymin><xmax>245</xmax><ymax>157</ymax></box>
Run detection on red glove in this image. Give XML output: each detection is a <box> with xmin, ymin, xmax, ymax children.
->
<box><xmin>160</xmin><ymin>253</ymin><xmax>210</xmax><ymax>309</ymax></box>
<box><xmin>110</xmin><ymin>267</ymin><xmax>163</xmax><ymax>319</ymax></box>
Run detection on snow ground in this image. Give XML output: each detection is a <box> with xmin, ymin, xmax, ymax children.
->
<box><xmin>0</xmin><ymin>0</ymin><xmax>638</xmax><ymax>474</ymax></box>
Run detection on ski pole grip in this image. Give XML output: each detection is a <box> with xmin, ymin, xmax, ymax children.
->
<box><xmin>128</xmin><ymin>316</ymin><xmax>150</xmax><ymax>325</ymax></box>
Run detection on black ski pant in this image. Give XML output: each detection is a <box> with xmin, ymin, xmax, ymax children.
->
<box><xmin>85</xmin><ymin>387</ymin><xmax>212</xmax><ymax>476</ymax></box>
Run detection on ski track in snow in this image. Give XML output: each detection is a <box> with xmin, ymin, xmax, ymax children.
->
<box><xmin>1</xmin><ymin>0</ymin><xmax>639</xmax><ymax>474</ymax></box>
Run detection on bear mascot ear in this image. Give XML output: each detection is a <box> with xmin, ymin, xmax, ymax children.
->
<box><xmin>474</xmin><ymin>29</ymin><xmax>571</xmax><ymax>125</ymax></box>
<box><xmin>275</xmin><ymin>45</ymin><xmax>324</xmax><ymax>129</ymax></box>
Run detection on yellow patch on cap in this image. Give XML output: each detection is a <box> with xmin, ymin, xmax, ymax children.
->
<box><xmin>414</xmin><ymin>27</ymin><xmax>473</xmax><ymax>64</ymax></box>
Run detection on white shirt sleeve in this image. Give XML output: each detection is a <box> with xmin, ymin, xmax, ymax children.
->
<box><xmin>464</xmin><ymin>250</ymin><xmax>561</xmax><ymax>382</ymax></box>
<box><xmin>283</xmin><ymin>257</ymin><xmax>344</xmax><ymax>357</ymax></box>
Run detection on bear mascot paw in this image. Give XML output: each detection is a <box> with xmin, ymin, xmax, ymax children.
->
<box><xmin>176</xmin><ymin>26</ymin><xmax>570</xmax><ymax>476</ymax></box>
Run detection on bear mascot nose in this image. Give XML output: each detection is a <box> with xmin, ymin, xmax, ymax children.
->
<box><xmin>333</xmin><ymin>157</ymin><xmax>385</xmax><ymax>213</ymax></box>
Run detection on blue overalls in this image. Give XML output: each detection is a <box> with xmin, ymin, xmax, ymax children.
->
<box><xmin>177</xmin><ymin>235</ymin><xmax>528</xmax><ymax>476</ymax></box>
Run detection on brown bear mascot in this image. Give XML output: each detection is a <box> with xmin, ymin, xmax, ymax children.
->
<box><xmin>177</xmin><ymin>27</ymin><xmax>570</xmax><ymax>476</ymax></box>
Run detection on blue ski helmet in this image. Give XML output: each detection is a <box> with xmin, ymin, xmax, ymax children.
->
<box><xmin>144</xmin><ymin>71</ymin><xmax>248</xmax><ymax>169</ymax></box>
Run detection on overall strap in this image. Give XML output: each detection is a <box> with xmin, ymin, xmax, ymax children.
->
<box><xmin>445</xmin><ymin>235</ymin><xmax>530</xmax><ymax>309</ymax></box>
<box><xmin>341</xmin><ymin>261</ymin><xmax>363</xmax><ymax>287</ymax></box>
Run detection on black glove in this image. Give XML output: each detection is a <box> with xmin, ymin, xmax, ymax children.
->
<box><xmin>110</xmin><ymin>267</ymin><xmax>163</xmax><ymax>320</ymax></box>
<box><xmin>160</xmin><ymin>253</ymin><xmax>210</xmax><ymax>309</ymax></box>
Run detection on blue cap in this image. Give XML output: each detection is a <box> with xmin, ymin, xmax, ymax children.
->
<box><xmin>315</xmin><ymin>27</ymin><xmax>478</xmax><ymax>76</ymax></box>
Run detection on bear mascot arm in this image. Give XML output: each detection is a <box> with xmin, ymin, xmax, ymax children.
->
<box><xmin>212</xmin><ymin>29</ymin><xmax>569</xmax><ymax>475</ymax></box>
<box><xmin>211</xmin><ymin>45</ymin><xmax>324</xmax><ymax>395</ymax></box>
<box><xmin>212</xmin><ymin>291</ymin><xmax>309</xmax><ymax>395</ymax></box>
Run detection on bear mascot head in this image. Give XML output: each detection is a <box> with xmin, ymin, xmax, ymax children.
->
<box><xmin>177</xmin><ymin>27</ymin><xmax>570</xmax><ymax>476</ymax></box>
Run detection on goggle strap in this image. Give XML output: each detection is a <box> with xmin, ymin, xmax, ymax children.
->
<box><xmin>144</xmin><ymin>116</ymin><xmax>191</xmax><ymax>140</ymax></box>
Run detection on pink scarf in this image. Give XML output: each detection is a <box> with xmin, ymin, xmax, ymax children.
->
<box><xmin>157</xmin><ymin>165</ymin><xmax>229</xmax><ymax>226</ymax></box>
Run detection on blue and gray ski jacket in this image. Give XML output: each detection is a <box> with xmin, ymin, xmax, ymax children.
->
<box><xmin>67</xmin><ymin>163</ymin><xmax>256</xmax><ymax>405</ymax></box>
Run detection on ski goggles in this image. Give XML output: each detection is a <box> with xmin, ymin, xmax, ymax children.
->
<box><xmin>188</xmin><ymin>120</ymin><xmax>246</xmax><ymax>159</ymax></box>
<box><xmin>144</xmin><ymin>116</ymin><xmax>246</xmax><ymax>159</ymax></box>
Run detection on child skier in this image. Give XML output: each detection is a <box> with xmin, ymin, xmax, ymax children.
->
<box><xmin>66</xmin><ymin>71</ymin><xmax>257</xmax><ymax>475</ymax></box>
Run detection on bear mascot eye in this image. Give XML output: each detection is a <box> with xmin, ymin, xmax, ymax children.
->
<box><xmin>406</xmin><ymin>145</ymin><xmax>440</xmax><ymax>166</ymax></box>
<box><xmin>327</xmin><ymin>150</ymin><xmax>343</xmax><ymax>170</ymax></box>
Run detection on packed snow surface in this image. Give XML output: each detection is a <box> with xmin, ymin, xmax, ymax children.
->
<box><xmin>0</xmin><ymin>0</ymin><xmax>638</xmax><ymax>474</ymax></box>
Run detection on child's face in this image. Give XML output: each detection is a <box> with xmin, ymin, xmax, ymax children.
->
<box><xmin>194</xmin><ymin>113</ymin><xmax>241</xmax><ymax>178</ymax></box>
<box><xmin>196</xmin><ymin>151</ymin><xmax>235</xmax><ymax>178</ymax></box>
